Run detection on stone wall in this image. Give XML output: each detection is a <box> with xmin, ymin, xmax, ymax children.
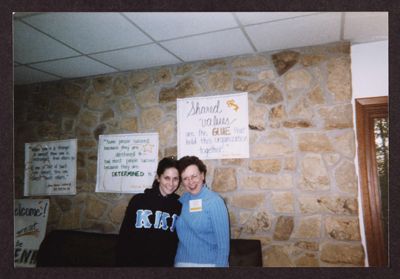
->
<box><xmin>14</xmin><ymin>41</ymin><xmax>365</xmax><ymax>267</ymax></box>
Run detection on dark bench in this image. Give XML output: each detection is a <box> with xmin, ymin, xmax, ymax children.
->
<box><xmin>36</xmin><ymin>230</ymin><xmax>262</xmax><ymax>267</ymax></box>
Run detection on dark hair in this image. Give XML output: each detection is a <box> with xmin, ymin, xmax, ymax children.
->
<box><xmin>178</xmin><ymin>156</ymin><xmax>207</xmax><ymax>183</ymax></box>
<box><xmin>151</xmin><ymin>157</ymin><xmax>179</xmax><ymax>189</ymax></box>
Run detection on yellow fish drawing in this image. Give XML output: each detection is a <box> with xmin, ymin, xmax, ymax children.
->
<box><xmin>226</xmin><ymin>99</ymin><xmax>239</xmax><ymax>112</ymax></box>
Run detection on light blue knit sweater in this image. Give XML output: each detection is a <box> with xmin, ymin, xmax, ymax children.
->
<box><xmin>174</xmin><ymin>186</ymin><xmax>230</xmax><ymax>267</ymax></box>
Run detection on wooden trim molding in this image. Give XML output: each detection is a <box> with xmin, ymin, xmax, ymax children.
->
<box><xmin>355</xmin><ymin>96</ymin><xmax>388</xmax><ymax>267</ymax></box>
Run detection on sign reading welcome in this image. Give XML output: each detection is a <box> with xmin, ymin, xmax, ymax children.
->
<box><xmin>96</xmin><ymin>133</ymin><xmax>159</xmax><ymax>193</ymax></box>
<box><xmin>14</xmin><ymin>199</ymin><xmax>49</xmax><ymax>267</ymax></box>
<box><xmin>177</xmin><ymin>92</ymin><xmax>249</xmax><ymax>160</ymax></box>
<box><xmin>24</xmin><ymin>139</ymin><xmax>77</xmax><ymax>196</ymax></box>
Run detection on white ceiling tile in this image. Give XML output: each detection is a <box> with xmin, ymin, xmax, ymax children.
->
<box><xmin>344</xmin><ymin>12</ymin><xmax>388</xmax><ymax>43</ymax></box>
<box><xmin>23</xmin><ymin>12</ymin><xmax>152</xmax><ymax>54</ymax></box>
<box><xmin>161</xmin><ymin>28</ymin><xmax>254</xmax><ymax>62</ymax></box>
<box><xmin>90</xmin><ymin>44</ymin><xmax>181</xmax><ymax>71</ymax></box>
<box><xmin>13</xmin><ymin>12</ymin><xmax>388</xmax><ymax>85</ymax></box>
<box><xmin>235</xmin><ymin>12</ymin><xmax>320</xmax><ymax>25</ymax></box>
<box><xmin>124</xmin><ymin>12</ymin><xmax>238</xmax><ymax>41</ymax></box>
<box><xmin>14</xmin><ymin>66</ymin><xmax>60</xmax><ymax>85</ymax></box>
<box><xmin>245</xmin><ymin>12</ymin><xmax>342</xmax><ymax>52</ymax></box>
<box><xmin>31</xmin><ymin>56</ymin><xmax>117</xmax><ymax>78</ymax></box>
<box><xmin>14</xmin><ymin>21</ymin><xmax>79</xmax><ymax>64</ymax></box>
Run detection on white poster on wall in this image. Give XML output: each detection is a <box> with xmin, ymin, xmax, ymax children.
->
<box><xmin>96</xmin><ymin>133</ymin><xmax>159</xmax><ymax>193</ymax></box>
<box><xmin>177</xmin><ymin>92</ymin><xmax>249</xmax><ymax>160</ymax></box>
<box><xmin>24</xmin><ymin>139</ymin><xmax>77</xmax><ymax>196</ymax></box>
<box><xmin>14</xmin><ymin>199</ymin><xmax>49</xmax><ymax>267</ymax></box>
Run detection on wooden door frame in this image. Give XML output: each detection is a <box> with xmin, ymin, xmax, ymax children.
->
<box><xmin>355</xmin><ymin>96</ymin><xmax>388</xmax><ymax>267</ymax></box>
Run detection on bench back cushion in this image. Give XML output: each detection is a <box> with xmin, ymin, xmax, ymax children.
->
<box><xmin>37</xmin><ymin>230</ymin><xmax>262</xmax><ymax>267</ymax></box>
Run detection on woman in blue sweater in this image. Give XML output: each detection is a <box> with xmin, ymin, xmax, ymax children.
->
<box><xmin>174</xmin><ymin>156</ymin><xmax>230</xmax><ymax>267</ymax></box>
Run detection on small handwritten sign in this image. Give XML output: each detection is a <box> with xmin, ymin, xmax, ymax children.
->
<box><xmin>96</xmin><ymin>133</ymin><xmax>159</xmax><ymax>193</ymax></box>
<box><xmin>24</xmin><ymin>139</ymin><xmax>77</xmax><ymax>196</ymax></box>
<box><xmin>14</xmin><ymin>199</ymin><xmax>49</xmax><ymax>267</ymax></box>
<box><xmin>177</xmin><ymin>92</ymin><xmax>249</xmax><ymax>160</ymax></box>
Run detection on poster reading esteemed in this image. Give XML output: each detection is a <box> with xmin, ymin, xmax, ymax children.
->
<box><xmin>24</xmin><ymin>139</ymin><xmax>77</xmax><ymax>196</ymax></box>
<box><xmin>96</xmin><ymin>133</ymin><xmax>159</xmax><ymax>193</ymax></box>
<box><xmin>14</xmin><ymin>199</ymin><xmax>49</xmax><ymax>267</ymax></box>
<box><xmin>177</xmin><ymin>92</ymin><xmax>249</xmax><ymax>160</ymax></box>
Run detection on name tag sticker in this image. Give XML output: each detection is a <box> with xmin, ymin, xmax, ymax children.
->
<box><xmin>189</xmin><ymin>199</ymin><xmax>202</xmax><ymax>212</ymax></box>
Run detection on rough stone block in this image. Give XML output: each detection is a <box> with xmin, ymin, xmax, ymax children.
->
<box><xmin>273</xmin><ymin>216</ymin><xmax>294</xmax><ymax>240</ymax></box>
<box><xmin>155</xmin><ymin>68</ymin><xmax>172</xmax><ymax>84</ymax></box>
<box><xmin>230</xmin><ymin>193</ymin><xmax>265</xmax><ymax>209</ymax></box>
<box><xmin>251</xmin><ymin>142</ymin><xmax>293</xmax><ymax>157</ymax></box>
<box><xmin>93</xmin><ymin>76</ymin><xmax>112</xmax><ymax>93</ymax></box>
<box><xmin>232</xmin><ymin>55</ymin><xmax>269</xmax><ymax>68</ymax></box>
<box><xmin>295</xmin><ymin>253</ymin><xmax>320</xmax><ymax>267</ymax></box>
<box><xmin>212</xmin><ymin>168</ymin><xmax>237</xmax><ymax>192</ymax></box>
<box><xmin>299</xmin><ymin>154</ymin><xmax>330</xmax><ymax>191</ymax></box>
<box><xmin>140</xmin><ymin>107</ymin><xmax>164</xmax><ymax>130</ymax></box>
<box><xmin>320</xmin><ymin>242</ymin><xmax>365</xmax><ymax>266</ymax></box>
<box><xmin>136</xmin><ymin>88</ymin><xmax>158</xmax><ymax>106</ymax></box>
<box><xmin>272</xmin><ymin>50</ymin><xmax>300</xmax><ymax>76</ymax></box>
<box><xmin>295</xmin><ymin>215</ymin><xmax>321</xmax><ymax>238</ymax></box>
<box><xmin>325</xmin><ymin>216</ymin><xmax>361</xmax><ymax>241</ymax></box>
<box><xmin>241</xmin><ymin>211</ymin><xmax>272</xmax><ymax>234</ymax></box>
<box><xmin>249</xmin><ymin>159</ymin><xmax>281</xmax><ymax>174</ymax></box>
<box><xmin>84</xmin><ymin>195</ymin><xmax>108</xmax><ymax>219</ymax></box>
<box><xmin>263</xmin><ymin>245</ymin><xmax>294</xmax><ymax>267</ymax></box>
<box><xmin>327</xmin><ymin>57</ymin><xmax>352</xmax><ymax>102</ymax></box>
<box><xmin>284</xmin><ymin>69</ymin><xmax>312</xmax><ymax>91</ymax></box>
<box><xmin>319</xmin><ymin>104</ymin><xmax>354</xmax><ymax>129</ymax></box>
<box><xmin>207</xmin><ymin>71</ymin><xmax>232</xmax><ymax>91</ymax></box>
<box><xmin>335</xmin><ymin>160</ymin><xmax>358</xmax><ymax>194</ymax></box>
<box><xmin>257</xmin><ymin>83</ymin><xmax>284</xmax><ymax>104</ymax></box>
<box><xmin>112</xmin><ymin>76</ymin><xmax>129</xmax><ymax>96</ymax></box>
<box><xmin>271</xmin><ymin>191</ymin><xmax>294</xmax><ymax>213</ymax></box>
<box><xmin>298</xmin><ymin>132</ymin><xmax>333</xmax><ymax>153</ymax></box>
<box><xmin>128</xmin><ymin>71</ymin><xmax>151</xmax><ymax>91</ymax></box>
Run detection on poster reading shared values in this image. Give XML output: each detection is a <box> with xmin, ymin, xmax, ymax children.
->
<box><xmin>96</xmin><ymin>133</ymin><xmax>159</xmax><ymax>193</ymax></box>
<box><xmin>14</xmin><ymin>199</ymin><xmax>49</xmax><ymax>267</ymax></box>
<box><xmin>24</xmin><ymin>139</ymin><xmax>77</xmax><ymax>196</ymax></box>
<box><xmin>177</xmin><ymin>92</ymin><xmax>249</xmax><ymax>160</ymax></box>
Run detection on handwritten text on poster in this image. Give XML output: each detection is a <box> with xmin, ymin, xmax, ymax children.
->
<box><xmin>96</xmin><ymin>133</ymin><xmax>159</xmax><ymax>193</ymax></box>
<box><xmin>24</xmin><ymin>139</ymin><xmax>77</xmax><ymax>196</ymax></box>
<box><xmin>177</xmin><ymin>92</ymin><xmax>249</xmax><ymax>160</ymax></box>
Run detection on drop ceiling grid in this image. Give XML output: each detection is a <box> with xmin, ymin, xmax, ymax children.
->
<box><xmin>245</xmin><ymin>12</ymin><xmax>343</xmax><ymax>52</ymax></box>
<box><xmin>14</xmin><ymin>66</ymin><xmax>60</xmax><ymax>84</ymax></box>
<box><xmin>343</xmin><ymin>12</ymin><xmax>389</xmax><ymax>43</ymax></box>
<box><xmin>90</xmin><ymin>44</ymin><xmax>182</xmax><ymax>71</ymax></box>
<box><xmin>22</xmin><ymin>13</ymin><xmax>154</xmax><ymax>54</ymax></box>
<box><xmin>160</xmin><ymin>28</ymin><xmax>255</xmax><ymax>62</ymax></box>
<box><xmin>123</xmin><ymin>12</ymin><xmax>239</xmax><ymax>41</ymax></box>
<box><xmin>12</xmin><ymin>12</ymin><xmax>388</xmax><ymax>85</ymax></box>
<box><xmin>30</xmin><ymin>56</ymin><xmax>117</xmax><ymax>78</ymax></box>
<box><xmin>13</xmin><ymin>20</ymin><xmax>80</xmax><ymax>64</ymax></box>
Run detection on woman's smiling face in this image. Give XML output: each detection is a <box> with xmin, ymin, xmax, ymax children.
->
<box><xmin>158</xmin><ymin>167</ymin><xmax>179</xmax><ymax>196</ymax></box>
<box><xmin>181</xmin><ymin>164</ymin><xmax>204</xmax><ymax>195</ymax></box>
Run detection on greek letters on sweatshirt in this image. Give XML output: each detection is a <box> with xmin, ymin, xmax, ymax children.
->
<box><xmin>174</xmin><ymin>186</ymin><xmax>230</xmax><ymax>267</ymax></box>
<box><xmin>116</xmin><ymin>187</ymin><xmax>182</xmax><ymax>266</ymax></box>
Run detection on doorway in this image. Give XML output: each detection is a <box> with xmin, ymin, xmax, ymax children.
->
<box><xmin>355</xmin><ymin>96</ymin><xmax>388</xmax><ymax>267</ymax></box>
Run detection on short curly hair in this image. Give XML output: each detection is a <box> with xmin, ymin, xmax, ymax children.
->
<box><xmin>178</xmin><ymin>156</ymin><xmax>207</xmax><ymax>183</ymax></box>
